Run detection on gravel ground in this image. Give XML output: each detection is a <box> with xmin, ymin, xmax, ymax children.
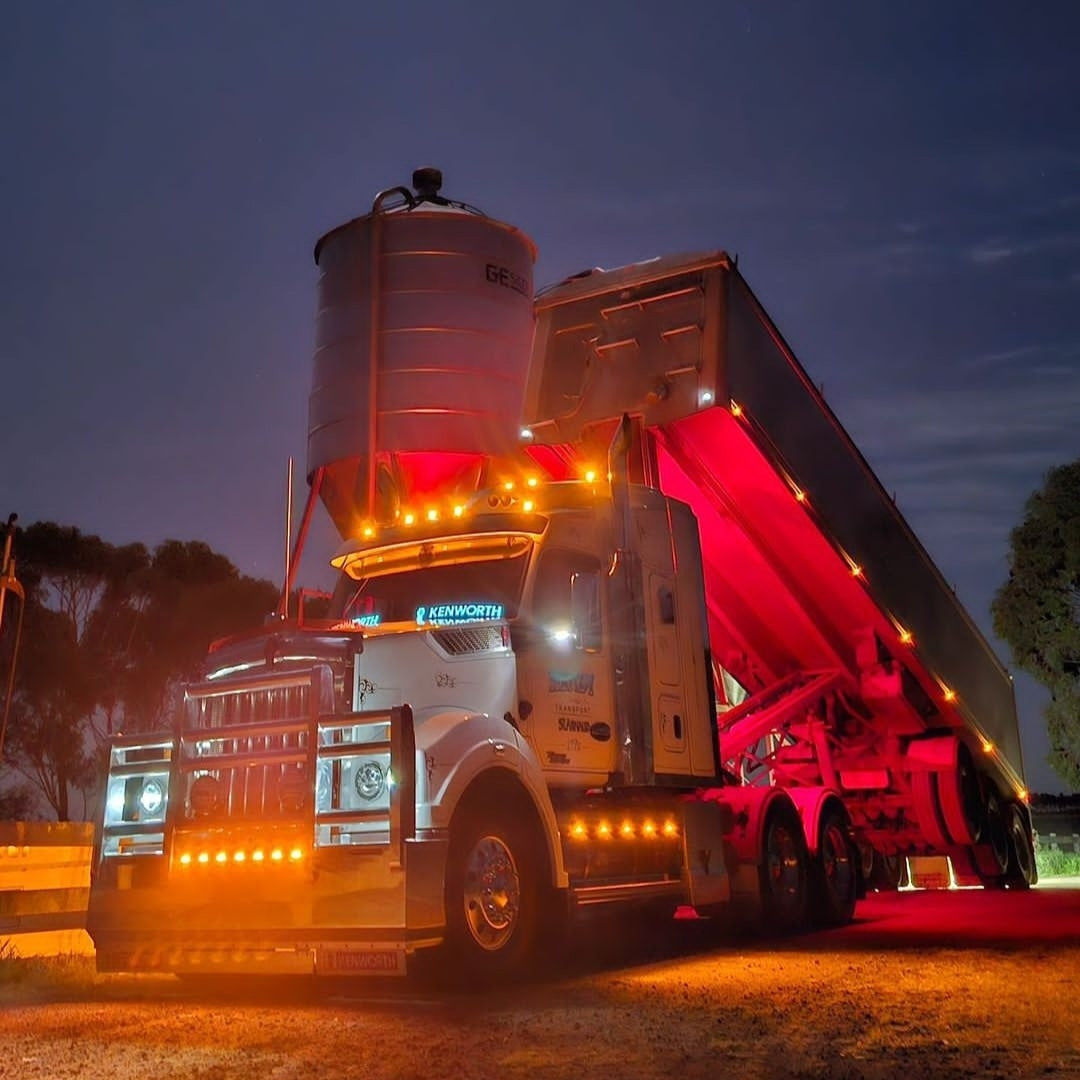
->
<box><xmin>1</xmin><ymin>886</ymin><xmax>1078</xmax><ymax>1080</ymax></box>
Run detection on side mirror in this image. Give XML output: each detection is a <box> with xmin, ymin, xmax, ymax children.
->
<box><xmin>570</xmin><ymin>571</ymin><xmax>602</xmax><ymax>653</ymax></box>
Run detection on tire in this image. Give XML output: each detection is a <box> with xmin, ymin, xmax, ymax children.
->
<box><xmin>444</xmin><ymin>802</ymin><xmax>544</xmax><ymax>982</ymax></box>
<box><xmin>867</xmin><ymin>851</ymin><xmax>907</xmax><ymax>891</ymax></box>
<box><xmin>758</xmin><ymin>801</ymin><xmax>809</xmax><ymax>933</ymax></box>
<box><xmin>1003</xmin><ymin>802</ymin><xmax>1038</xmax><ymax>889</ymax></box>
<box><xmin>975</xmin><ymin>788</ymin><xmax>1010</xmax><ymax>888</ymax></box>
<box><xmin>810</xmin><ymin>806</ymin><xmax>857</xmax><ymax>927</ymax></box>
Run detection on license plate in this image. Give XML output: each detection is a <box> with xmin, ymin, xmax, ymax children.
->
<box><xmin>316</xmin><ymin>947</ymin><xmax>406</xmax><ymax>975</ymax></box>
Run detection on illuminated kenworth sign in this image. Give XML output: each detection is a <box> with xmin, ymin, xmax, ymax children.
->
<box><xmin>415</xmin><ymin>603</ymin><xmax>505</xmax><ymax>626</ymax></box>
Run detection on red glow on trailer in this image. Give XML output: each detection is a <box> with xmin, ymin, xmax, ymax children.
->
<box><xmin>523</xmin><ymin>442</ymin><xmax>579</xmax><ymax>481</ymax></box>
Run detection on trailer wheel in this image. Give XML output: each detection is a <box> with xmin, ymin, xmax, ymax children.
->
<box><xmin>1002</xmin><ymin>803</ymin><xmax>1037</xmax><ymax>889</ymax></box>
<box><xmin>758</xmin><ymin>802</ymin><xmax>808</xmax><ymax>932</ymax></box>
<box><xmin>810</xmin><ymin>806</ymin><xmax>857</xmax><ymax>926</ymax></box>
<box><xmin>867</xmin><ymin>851</ymin><xmax>907</xmax><ymax>891</ymax></box>
<box><xmin>444</xmin><ymin>804</ymin><xmax>542</xmax><ymax>981</ymax></box>
<box><xmin>983</xmin><ymin>789</ymin><xmax>1010</xmax><ymax>883</ymax></box>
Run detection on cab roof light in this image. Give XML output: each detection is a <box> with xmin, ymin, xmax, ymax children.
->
<box><xmin>453</xmin><ymin>504</ymin><xmax>465</xmax><ymax>518</ymax></box>
<box><xmin>402</xmin><ymin>512</ymin><xmax>416</xmax><ymax>526</ymax></box>
<box><xmin>584</xmin><ymin>468</ymin><xmax>598</xmax><ymax>484</ymax></box>
<box><xmin>522</xmin><ymin>499</ymin><xmax>535</xmax><ymax>513</ymax></box>
<box><xmin>526</xmin><ymin>476</ymin><xmax>539</xmax><ymax>488</ymax></box>
<box><xmin>426</xmin><ymin>508</ymin><xmax>439</xmax><ymax>522</ymax></box>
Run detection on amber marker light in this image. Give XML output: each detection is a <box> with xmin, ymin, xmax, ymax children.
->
<box><xmin>898</xmin><ymin>628</ymin><xmax>914</xmax><ymax>645</ymax></box>
<box><xmin>642</xmin><ymin>820</ymin><xmax>658</xmax><ymax>839</ymax></box>
<box><xmin>620</xmin><ymin>820</ymin><xmax>635</xmax><ymax>839</ymax></box>
<box><xmin>362</xmin><ymin>525</ymin><xmax>375</xmax><ymax>539</ymax></box>
<box><xmin>982</xmin><ymin>739</ymin><xmax>995</xmax><ymax>754</ymax></box>
<box><xmin>426</xmin><ymin>508</ymin><xmax>439</xmax><ymax>522</ymax></box>
<box><xmin>522</xmin><ymin>499</ymin><xmax>535</xmax><ymax>512</ymax></box>
<box><xmin>271</xmin><ymin>848</ymin><xmax>284</xmax><ymax>862</ymax></box>
<box><xmin>662</xmin><ymin>819</ymin><xmax>679</xmax><ymax>839</ymax></box>
<box><xmin>178</xmin><ymin>852</ymin><xmax>192</xmax><ymax>866</ymax></box>
<box><xmin>402</xmin><ymin>512</ymin><xmax>416</xmax><ymax>526</ymax></box>
<box><xmin>453</xmin><ymin>504</ymin><xmax>465</xmax><ymax>518</ymax></box>
<box><xmin>730</xmin><ymin>399</ymin><xmax>743</xmax><ymax>417</ymax></box>
<box><xmin>252</xmin><ymin>850</ymin><xmax>265</xmax><ymax>863</ymax></box>
<box><xmin>289</xmin><ymin>847</ymin><xmax>304</xmax><ymax>862</ymax></box>
<box><xmin>584</xmin><ymin>468</ymin><xmax>598</xmax><ymax>484</ymax></box>
<box><xmin>215</xmin><ymin>851</ymin><xmax>228</xmax><ymax>864</ymax></box>
<box><xmin>569</xmin><ymin>819</ymin><xmax>587</xmax><ymax>840</ymax></box>
<box><xmin>526</xmin><ymin>476</ymin><xmax>539</xmax><ymax>488</ymax></box>
<box><xmin>596</xmin><ymin>820</ymin><xmax>613</xmax><ymax>839</ymax></box>
<box><xmin>943</xmin><ymin>687</ymin><xmax>957</xmax><ymax>704</ymax></box>
<box><xmin>234</xmin><ymin>850</ymin><xmax>246</xmax><ymax>863</ymax></box>
<box><xmin>503</xmin><ymin>480</ymin><xmax>515</xmax><ymax>491</ymax></box>
<box><xmin>1018</xmin><ymin>788</ymin><xmax>1029</xmax><ymax>803</ymax></box>
<box><xmin>197</xmin><ymin>852</ymin><xmax>210</xmax><ymax>865</ymax></box>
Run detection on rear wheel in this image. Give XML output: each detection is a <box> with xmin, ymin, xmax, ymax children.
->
<box><xmin>810</xmin><ymin>806</ymin><xmax>857</xmax><ymax>926</ymax></box>
<box><xmin>975</xmin><ymin>788</ymin><xmax>1011</xmax><ymax>888</ymax></box>
<box><xmin>867</xmin><ymin>850</ymin><xmax>907</xmax><ymax>891</ymax></box>
<box><xmin>1003</xmin><ymin>803</ymin><xmax>1037</xmax><ymax>889</ymax></box>
<box><xmin>444</xmin><ymin>804</ymin><xmax>544</xmax><ymax>982</ymax></box>
<box><xmin>758</xmin><ymin>802</ymin><xmax>809</xmax><ymax>933</ymax></box>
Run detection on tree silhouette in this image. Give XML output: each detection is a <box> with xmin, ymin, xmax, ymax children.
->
<box><xmin>992</xmin><ymin>460</ymin><xmax>1080</xmax><ymax>789</ymax></box>
<box><xmin>3</xmin><ymin>523</ymin><xmax>277</xmax><ymax>820</ymax></box>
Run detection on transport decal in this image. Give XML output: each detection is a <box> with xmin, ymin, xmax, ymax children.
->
<box><xmin>548</xmin><ymin>672</ymin><xmax>595</xmax><ymax>696</ymax></box>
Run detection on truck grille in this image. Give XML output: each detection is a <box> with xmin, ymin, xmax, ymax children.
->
<box><xmin>431</xmin><ymin>625</ymin><xmax>507</xmax><ymax>656</ymax></box>
<box><xmin>180</xmin><ymin>671</ymin><xmax>325</xmax><ymax>822</ymax></box>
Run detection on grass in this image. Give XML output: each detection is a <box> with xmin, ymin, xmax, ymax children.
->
<box><xmin>1036</xmin><ymin>847</ymin><xmax>1080</xmax><ymax>878</ymax></box>
<box><xmin>0</xmin><ymin>943</ymin><xmax>97</xmax><ymax>992</ymax></box>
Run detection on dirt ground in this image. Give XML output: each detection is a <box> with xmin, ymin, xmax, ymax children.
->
<box><xmin>1</xmin><ymin>884</ymin><xmax>1078</xmax><ymax>1080</ymax></box>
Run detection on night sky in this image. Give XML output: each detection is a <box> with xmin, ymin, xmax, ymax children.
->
<box><xmin>3</xmin><ymin>3</ymin><xmax>1078</xmax><ymax>792</ymax></box>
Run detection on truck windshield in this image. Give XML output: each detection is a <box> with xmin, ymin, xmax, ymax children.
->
<box><xmin>341</xmin><ymin>552</ymin><xmax>529</xmax><ymax>625</ymax></box>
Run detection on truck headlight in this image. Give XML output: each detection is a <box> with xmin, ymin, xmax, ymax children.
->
<box><xmin>355</xmin><ymin>761</ymin><xmax>386</xmax><ymax>801</ymax></box>
<box><xmin>138</xmin><ymin>778</ymin><xmax>166</xmax><ymax>817</ymax></box>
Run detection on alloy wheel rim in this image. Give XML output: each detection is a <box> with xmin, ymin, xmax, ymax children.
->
<box><xmin>463</xmin><ymin>834</ymin><xmax>521</xmax><ymax>951</ymax></box>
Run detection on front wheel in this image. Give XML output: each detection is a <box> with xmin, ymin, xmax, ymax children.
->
<box><xmin>444</xmin><ymin>807</ymin><xmax>543</xmax><ymax>981</ymax></box>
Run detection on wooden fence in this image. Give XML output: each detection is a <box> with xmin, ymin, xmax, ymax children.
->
<box><xmin>0</xmin><ymin>822</ymin><xmax>94</xmax><ymax>958</ymax></box>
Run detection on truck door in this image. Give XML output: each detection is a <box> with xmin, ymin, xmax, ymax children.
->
<box><xmin>515</xmin><ymin>546</ymin><xmax>617</xmax><ymax>787</ymax></box>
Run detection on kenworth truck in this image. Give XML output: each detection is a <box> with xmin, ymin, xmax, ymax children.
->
<box><xmin>88</xmin><ymin>170</ymin><xmax>1036</xmax><ymax>979</ymax></box>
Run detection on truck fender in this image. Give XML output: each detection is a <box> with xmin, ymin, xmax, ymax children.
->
<box><xmin>716</xmin><ymin>786</ymin><xmax>799</xmax><ymax>866</ymax></box>
<box><xmin>784</xmin><ymin>787</ymin><xmax>847</xmax><ymax>857</ymax></box>
<box><xmin>703</xmin><ymin>786</ymin><xmax>804</xmax><ymax>922</ymax></box>
<box><xmin>417</xmin><ymin>709</ymin><xmax>566</xmax><ymax>890</ymax></box>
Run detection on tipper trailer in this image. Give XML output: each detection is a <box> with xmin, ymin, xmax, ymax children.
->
<box><xmin>88</xmin><ymin>170</ymin><xmax>1035</xmax><ymax>979</ymax></box>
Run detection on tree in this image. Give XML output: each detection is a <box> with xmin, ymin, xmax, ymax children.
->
<box><xmin>992</xmin><ymin>460</ymin><xmax>1080</xmax><ymax>789</ymax></box>
<box><xmin>3</xmin><ymin>523</ymin><xmax>278</xmax><ymax>820</ymax></box>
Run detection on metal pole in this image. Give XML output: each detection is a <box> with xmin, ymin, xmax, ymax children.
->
<box><xmin>284</xmin><ymin>457</ymin><xmax>294</xmax><ymax>614</ymax></box>
<box><xmin>276</xmin><ymin>467</ymin><xmax>325</xmax><ymax>619</ymax></box>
